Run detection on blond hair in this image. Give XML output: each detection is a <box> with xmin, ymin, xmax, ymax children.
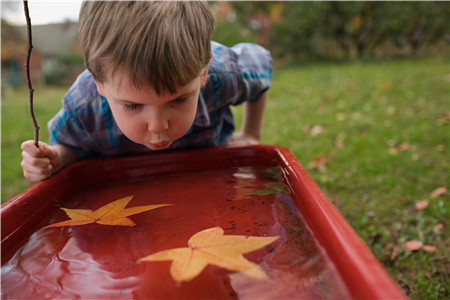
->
<box><xmin>79</xmin><ymin>1</ymin><xmax>214</xmax><ymax>94</ymax></box>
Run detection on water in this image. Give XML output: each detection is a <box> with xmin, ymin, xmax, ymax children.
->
<box><xmin>1</xmin><ymin>167</ymin><xmax>351</xmax><ymax>299</ymax></box>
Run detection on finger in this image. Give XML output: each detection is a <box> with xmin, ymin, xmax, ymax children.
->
<box><xmin>21</xmin><ymin>150</ymin><xmax>52</xmax><ymax>168</ymax></box>
<box><xmin>39</xmin><ymin>143</ymin><xmax>59</xmax><ymax>162</ymax></box>
<box><xmin>21</xmin><ymin>152</ymin><xmax>52</xmax><ymax>174</ymax></box>
<box><xmin>21</xmin><ymin>159</ymin><xmax>52</xmax><ymax>178</ymax></box>
<box><xmin>21</xmin><ymin>141</ymin><xmax>48</xmax><ymax>157</ymax></box>
<box><xmin>23</xmin><ymin>169</ymin><xmax>51</xmax><ymax>183</ymax></box>
<box><xmin>21</xmin><ymin>158</ymin><xmax>52</xmax><ymax>179</ymax></box>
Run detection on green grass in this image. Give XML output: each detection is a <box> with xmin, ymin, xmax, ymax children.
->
<box><xmin>1</xmin><ymin>86</ymin><xmax>64</xmax><ymax>200</ymax></box>
<box><xmin>2</xmin><ymin>57</ymin><xmax>449</xmax><ymax>298</ymax></box>
<box><xmin>234</xmin><ymin>57</ymin><xmax>449</xmax><ymax>299</ymax></box>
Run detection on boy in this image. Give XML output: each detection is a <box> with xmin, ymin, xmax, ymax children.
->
<box><xmin>21</xmin><ymin>1</ymin><xmax>271</xmax><ymax>182</ymax></box>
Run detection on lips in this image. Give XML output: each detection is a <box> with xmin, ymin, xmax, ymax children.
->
<box><xmin>148</xmin><ymin>141</ymin><xmax>171</xmax><ymax>150</ymax></box>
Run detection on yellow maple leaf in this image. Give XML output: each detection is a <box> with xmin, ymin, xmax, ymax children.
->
<box><xmin>139</xmin><ymin>226</ymin><xmax>278</xmax><ymax>282</ymax></box>
<box><xmin>45</xmin><ymin>196</ymin><xmax>173</xmax><ymax>227</ymax></box>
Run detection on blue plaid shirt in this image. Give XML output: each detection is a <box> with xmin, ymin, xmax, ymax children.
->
<box><xmin>48</xmin><ymin>42</ymin><xmax>272</xmax><ymax>158</ymax></box>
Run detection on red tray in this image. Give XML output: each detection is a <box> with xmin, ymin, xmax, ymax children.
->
<box><xmin>1</xmin><ymin>145</ymin><xmax>405</xmax><ymax>299</ymax></box>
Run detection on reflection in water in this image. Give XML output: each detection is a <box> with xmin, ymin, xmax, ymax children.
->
<box><xmin>1</xmin><ymin>228</ymin><xmax>140</xmax><ymax>299</ymax></box>
<box><xmin>229</xmin><ymin>195</ymin><xmax>350</xmax><ymax>299</ymax></box>
<box><xmin>2</xmin><ymin>166</ymin><xmax>350</xmax><ymax>299</ymax></box>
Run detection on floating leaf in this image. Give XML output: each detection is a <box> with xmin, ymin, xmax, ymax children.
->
<box><xmin>140</xmin><ymin>226</ymin><xmax>278</xmax><ymax>282</ymax></box>
<box><xmin>252</xmin><ymin>183</ymin><xmax>291</xmax><ymax>196</ymax></box>
<box><xmin>45</xmin><ymin>196</ymin><xmax>173</xmax><ymax>227</ymax></box>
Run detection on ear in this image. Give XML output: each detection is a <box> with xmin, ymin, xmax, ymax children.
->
<box><xmin>94</xmin><ymin>80</ymin><xmax>106</xmax><ymax>97</ymax></box>
<box><xmin>200</xmin><ymin>51</ymin><xmax>213</xmax><ymax>88</ymax></box>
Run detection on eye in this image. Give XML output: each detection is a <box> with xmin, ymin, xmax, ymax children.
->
<box><xmin>123</xmin><ymin>103</ymin><xmax>142</xmax><ymax>111</ymax></box>
<box><xmin>172</xmin><ymin>97</ymin><xmax>188</xmax><ymax>105</ymax></box>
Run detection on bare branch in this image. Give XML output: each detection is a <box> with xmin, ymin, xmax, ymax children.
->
<box><xmin>23</xmin><ymin>0</ymin><xmax>40</xmax><ymax>148</ymax></box>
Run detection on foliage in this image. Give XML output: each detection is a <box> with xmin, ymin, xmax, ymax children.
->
<box><xmin>230</xmin><ymin>1</ymin><xmax>449</xmax><ymax>60</ymax></box>
<box><xmin>44</xmin><ymin>51</ymin><xmax>85</xmax><ymax>86</ymax></box>
<box><xmin>212</xmin><ymin>18</ymin><xmax>258</xmax><ymax>47</ymax></box>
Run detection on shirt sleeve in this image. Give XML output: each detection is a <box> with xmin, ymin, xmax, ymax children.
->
<box><xmin>231</xmin><ymin>43</ymin><xmax>272</xmax><ymax>104</ymax></box>
<box><xmin>47</xmin><ymin>70</ymin><xmax>109</xmax><ymax>158</ymax></box>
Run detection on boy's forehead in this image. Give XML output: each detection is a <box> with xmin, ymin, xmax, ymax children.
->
<box><xmin>106</xmin><ymin>71</ymin><xmax>199</xmax><ymax>99</ymax></box>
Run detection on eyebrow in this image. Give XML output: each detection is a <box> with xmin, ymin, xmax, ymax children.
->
<box><xmin>116</xmin><ymin>89</ymin><xmax>196</xmax><ymax>104</ymax></box>
<box><xmin>170</xmin><ymin>89</ymin><xmax>196</xmax><ymax>100</ymax></box>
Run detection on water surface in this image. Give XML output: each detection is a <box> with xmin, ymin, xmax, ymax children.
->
<box><xmin>2</xmin><ymin>167</ymin><xmax>350</xmax><ymax>299</ymax></box>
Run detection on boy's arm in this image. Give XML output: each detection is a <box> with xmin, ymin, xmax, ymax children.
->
<box><xmin>229</xmin><ymin>91</ymin><xmax>267</xmax><ymax>146</ymax></box>
<box><xmin>21</xmin><ymin>141</ymin><xmax>79</xmax><ymax>182</ymax></box>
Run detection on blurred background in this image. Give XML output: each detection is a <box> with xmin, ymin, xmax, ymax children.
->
<box><xmin>1</xmin><ymin>1</ymin><xmax>449</xmax><ymax>299</ymax></box>
<box><xmin>2</xmin><ymin>2</ymin><xmax>448</xmax><ymax>87</ymax></box>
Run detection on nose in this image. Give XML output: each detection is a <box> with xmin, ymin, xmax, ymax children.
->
<box><xmin>146</xmin><ymin>107</ymin><xmax>169</xmax><ymax>133</ymax></box>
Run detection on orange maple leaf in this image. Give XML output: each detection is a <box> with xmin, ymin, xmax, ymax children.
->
<box><xmin>139</xmin><ymin>226</ymin><xmax>278</xmax><ymax>282</ymax></box>
<box><xmin>45</xmin><ymin>196</ymin><xmax>173</xmax><ymax>227</ymax></box>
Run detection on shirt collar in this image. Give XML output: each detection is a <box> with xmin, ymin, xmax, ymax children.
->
<box><xmin>193</xmin><ymin>92</ymin><xmax>210</xmax><ymax>127</ymax></box>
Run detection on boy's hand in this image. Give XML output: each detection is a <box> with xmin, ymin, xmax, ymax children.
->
<box><xmin>232</xmin><ymin>91</ymin><xmax>267</xmax><ymax>147</ymax></box>
<box><xmin>21</xmin><ymin>141</ymin><xmax>62</xmax><ymax>182</ymax></box>
<box><xmin>228</xmin><ymin>131</ymin><xmax>260</xmax><ymax>146</ymax></box>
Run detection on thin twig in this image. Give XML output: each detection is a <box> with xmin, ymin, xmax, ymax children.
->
<box><xmin>23</xmin><ymin>0</ymin><xmax>40</xmax><ymax>148</ymax></box>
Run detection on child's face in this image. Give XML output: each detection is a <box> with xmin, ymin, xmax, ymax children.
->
<box><xmin>95</xmin><ymin>68</ymin><xmax>208</xmax><ymax>151</ymax></box>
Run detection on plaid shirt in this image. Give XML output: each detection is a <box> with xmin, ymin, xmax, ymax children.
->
<box><xmin>48</xmin><ymin>41</ymin><xmax>272</xmax><ymax>158</ymax></box>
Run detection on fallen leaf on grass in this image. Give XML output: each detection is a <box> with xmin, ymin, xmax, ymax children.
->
<box><xmin>405</xmin><ymin>240</ymin><xmax>437</xmax><ymax>253</ymax></box>
<box><xmin>302</xmin><ymin>124</ymin><xmax>324</xmax><ymax>136</ymax></box>
<box><xmin>433</xmin><ymin>223</ymin><xmax>444</xmax><ymax>234</ymax></box>
<box><xmin>397</xmin><ymin>142</ymin><xmax>410</xmax><ymax>151</ymax></box>
<box><xmin>140</xmin><ymin>226</ymin><xmax>278</xmax><ymax>282</ymax></box>
<box><xmin>45</xmin><ymin>196</ymin><xmax>173</xmax><ymax>227</ymax></box>
<box><xmin>308</xmin><ymin>156</ymin><xmax>327</xmax><ymax>172</ymax></box>
<box><xmin>430</xmin><ymin>187</ymin><xmax>447</xmax><ymax>198</ymax></box>
<box><xmin>414</xmin><ymin>200</ymin><xmax>429</xmax><ymax>211</ymax></box>
<box><xmin>388</xmin><ymin>147</ymin><xmax>398</xmax><ymax>156</ymax></box>
<box><xmin>333</xmin><ymin>138</ymin><xmax>345</xmax><ymax>148</ymax></box>
<box><xmin>388</xmin><ymin>142</ymin><xmax>411</xmax><ymax>155</ymax></box>
<box><xmin>405</xmin><ymin>240</ymin><xmax>423</xmax><ymax>251</ymax></box>
<box><xmin>309</xmin><ymin>125</ymin><xmax>324</xmax><ymax>136</ymax></box>
<box><xmin>378</xmin><ymin>82</ymin><xmax>392</xmax><ymax>91</ymax></box>
<box><xmin>422</xmin><ymin>245</ymin><xmax>437</xmax><ymax>253</ymax></box>
<box><xmin>390</xmin><ymin>245</ymin><xmax>402</xmax><ymax>261</ymax></box>
<box><xmin>437</xmin><ymin>112</ymin><xmax>450</xmax><ymax>123</ymax></box>
<box><xmin>252</xmin><ymin>183</ymin><xmax>291</xmax><ymax>196</ymax></box>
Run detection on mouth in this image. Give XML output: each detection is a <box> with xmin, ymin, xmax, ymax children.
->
<box><xmin>147</xmin><ymin>141</ymin><xmax>171</xmax><ymax>150</ymax></box>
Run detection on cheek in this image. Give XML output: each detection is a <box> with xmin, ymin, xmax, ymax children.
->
<box><xmin>109</xmin><ymin>106</ymin><xmax>144</xmax><ymax>139</ymax></box>
<box><xmin>179</xmin><ymin>102</ymin><xmax>198</xmax><ymax>129</ymax></box>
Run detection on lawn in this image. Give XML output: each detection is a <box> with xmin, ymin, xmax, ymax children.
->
<box><xmin>2</xmin><ymin>57</ymin><xmax>449</xmax><ymax>298</ymax></box>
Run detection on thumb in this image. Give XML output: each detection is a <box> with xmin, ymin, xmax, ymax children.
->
<box><xmin>21</xmin><ymin>140</ymin><xmax>51</xmax><ymax>157</ymax></box>
<box><xmin>38</xmin><ymin>142</ymin><xmax>63</xmax><ymax>173</ymax></box>
<box><xmin>38</xmin><ymin>142</ymin><xmax>58</xmax><ymax>160</ymax></box>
